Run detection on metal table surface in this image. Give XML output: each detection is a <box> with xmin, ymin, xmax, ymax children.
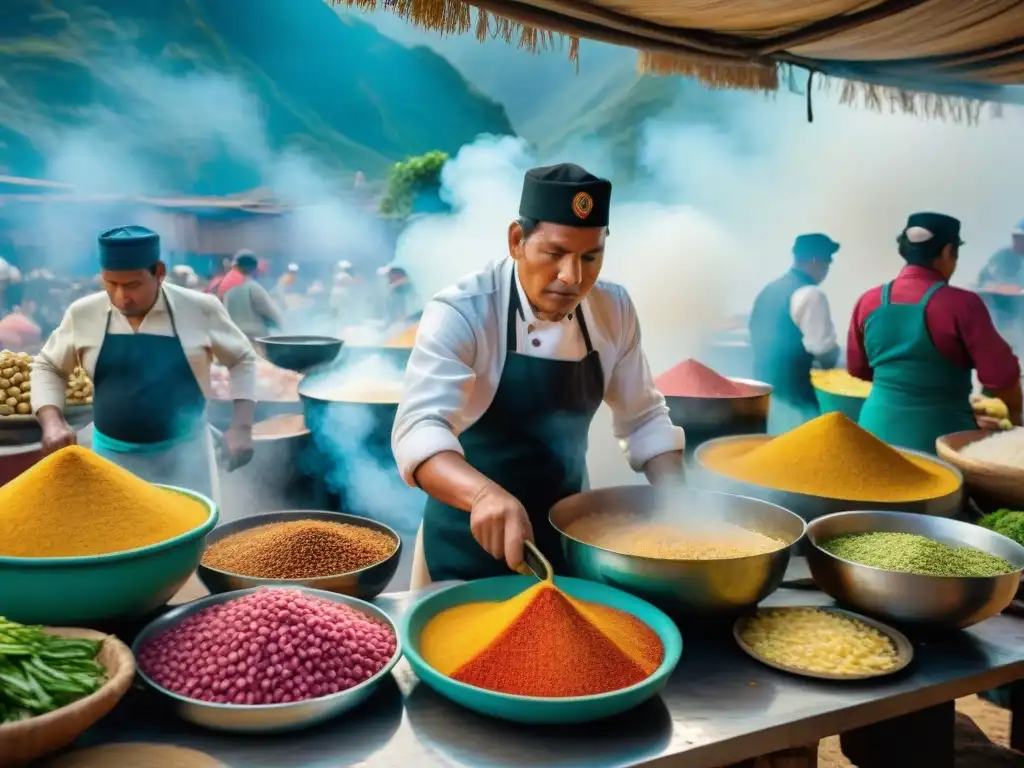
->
<box><xmin>67</xmin><ymin>583</ymin><xmax>1024</xmax><ymax>768</ymax></box>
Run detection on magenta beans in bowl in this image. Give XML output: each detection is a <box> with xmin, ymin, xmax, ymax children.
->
<box><xmin>131</xmin><ymin>586</ymin><xmax>402</xmax><ymax>733</ymax></box>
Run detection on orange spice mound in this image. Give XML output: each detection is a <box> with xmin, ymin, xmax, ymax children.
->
<box><xmin>451</xmin><ymin>585</ymin><xmax>663</xmax><ymax>697</ymax></box>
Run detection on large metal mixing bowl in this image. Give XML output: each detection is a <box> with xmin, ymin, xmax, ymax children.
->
<box><xmin>549</xmin><ymin>485</ymin><xmax>806</xmax><ymax>617</ymax></box>
<box><xmin>197</xmin><ymin>510</ymin><xmax>402</xmax><ymax>600</ymax></box>
<box><xmin>806</xmin><ymin>510</ymin><xmax>1024</xmax><ymax>628</ymax></box>
<box><xmin>664</xmin><ymin>378</ymin><xmax>772</xmax><ymax>456</ymax></box>
<box><xmin>132</xmin><ymin>586</ymin><xmax>402</xmax><ymax>733</ymax></box>
<box><xmin>692</xmin><ymin>434</ymin><xmax>964</xmax><ymax>523</ymax></box>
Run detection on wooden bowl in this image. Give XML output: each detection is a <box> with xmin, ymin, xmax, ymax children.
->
<box><xmin>936</xmin><ymin>429</ymin><xmax>1024</xmax><ymax>511</ymax></box>
<box><xmin>0</xmin><ymin>628</ymin><xmax>135</xmax><ymax>767</ymax></box>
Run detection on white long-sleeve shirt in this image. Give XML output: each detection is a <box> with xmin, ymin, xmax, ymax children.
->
<box><xmin>790</xmin><ymin>285</ymin><xmax>838</xmax><ymax>357</ymax></box>
<box><xmin>392</xmin><ymin>257</ymin><xmax>685</xmax><ymax>485</ymax></box>
<box><xmin>31</xmin><ymin>281</ymin><xmax>258</xmax><ymax>413</ymax></box>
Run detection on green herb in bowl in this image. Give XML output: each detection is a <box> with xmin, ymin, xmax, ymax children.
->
<box><xmin>820</xmin><ymin>532</ymin><xmax>1017</xmax><ymax>577</ymax></box>
<box><xmin>0</xmin><ymin>617</ymin><xmax>107</xmax><ymax>723</ymax></box>
<box><xmin>978</xmin><ymin>509</ymin><xmax>1024</xmax><ymax>548</ymax></box>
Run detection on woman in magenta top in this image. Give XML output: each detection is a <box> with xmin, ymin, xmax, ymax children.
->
<box><xmin>847</xmin><ymin>212</ymin><xmax>1022</xmax><ymax>452</ymax></box>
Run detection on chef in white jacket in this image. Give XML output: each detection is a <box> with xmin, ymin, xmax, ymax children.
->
<box><xmin>394</xmin><ymin>163</ymin><xmax>685</xmax><ymax>588</ymax></box>
<box><xmin>31</xmin><ymin>226</ymin><xmax>258</xmax><ymax>502</ymax></box>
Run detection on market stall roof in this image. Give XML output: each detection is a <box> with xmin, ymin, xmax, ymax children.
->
<box><xmin>335</xmin><ymin>0</ymin><xmax>1024</xmax><ymax>117</ymax></box>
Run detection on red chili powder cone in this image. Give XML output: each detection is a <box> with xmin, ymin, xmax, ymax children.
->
<box><xmin>451</xmin><ymin>585</ymin><xmax>662</xmax><ymax>697</ymax></box>
<box><xmin>655</xmin><ymin>358</ymin><xmax>755</xmax><ymax>398</ymax></box>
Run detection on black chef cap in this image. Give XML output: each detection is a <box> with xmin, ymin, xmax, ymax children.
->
<box><xmin>98</xmin><ymin>226</ymin><xmax>160</xmax><ymax>271</ymax></box>
<box><xmin>519</xmin><ymin>163</ymin><xmax>612</xmax><ymax>228</ymax></box>
<box><xmin>903</xmin><ymin>212</ymin><xmax>964</xmax><ymax>247</ymax></box>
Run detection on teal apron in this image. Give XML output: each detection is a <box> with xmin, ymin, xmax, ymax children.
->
<box><xmin>91</xmin><ymin>289</ymin><xmax>213</xmax><ymax>497</ymax></box>
<box><xmin>421</xmin><ymin>274</ymin><xmax>605</xmax><ymax>581</ymax></box>
<box><xmin>857</xmin><ymin>280</ymin><xmax>976</xmax><ymax>453</ymax></box>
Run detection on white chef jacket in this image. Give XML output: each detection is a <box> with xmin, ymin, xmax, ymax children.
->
<box><xmin>392</xmin><ymin>257</ymin><xmax>685</xmax><ymax>485</ymax></box>
<box><xmin>31</xmin><ymin>281</ymin><xmax>258</xmax><ymax>414</ymax></box>
<box><xmin>790</xmin><ymin>285</ymin><xmax>838</xmax><ymax>357</ymax></box>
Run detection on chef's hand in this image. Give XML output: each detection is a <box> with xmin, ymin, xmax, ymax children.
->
<box><xmin>223</xmin><ymin>425</ymin><xmax>254</xmax><ymax>470</ymax></box>
<box><xmin>470</xmin><ymin>482</ymin><xmax>534</xmax><ymax>571</ymax></box>
<box><xmin>37</xmin><ymin>406</ymin><xmax>77</xmax><ymax>456</ymax></box>
<box><xmin>975</xmin><ymin>415</ymin><xmax>1005</xmax><ymax>431</ymax></box>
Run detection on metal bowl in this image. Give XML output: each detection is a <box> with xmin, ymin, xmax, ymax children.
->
<box><xmin>692</xmin><ymin>434</ymin><xmax>964</xmax><ymax>523</ymax></box>
<box><xmin>664</xmin><ymin>378</ymin><xmax>772</xmax><ymax>456</ymax></box>
<box><xmin>549</xmin><ymin>485</ymin><xmax>806</xmax><ymax>617</ymax></box>
<box><xmin>197</xmin><ymin>510</ymin><xmax>402</xmax><ymax>600</ymax></box>
<box><xmin>733</xmin><ymin>606</ymin><xmax>914</xmax><ymax>680</ymax></box>
<box><xmin>131</xmin><ymin>586</ymin><xmax>402</xmax><ymax>733</ymax></box>
<box><xmin>256</xmin><ymin>335</ymin><xmax>344</xmax><ymax>373</ymax></box>
<box><xmin>806</xmin><ymin>510</ymin><xmax>1024</xmax><ymax>628</ymax></box>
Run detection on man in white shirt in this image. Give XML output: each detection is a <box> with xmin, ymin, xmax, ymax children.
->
<box><xmin>394</xmin><ymin>163</ymin><xmax>685</xmax><ymax>587</ymax></box>
<box><xmin>749</xmin><ymin>233</ymin><xmax>840</xmax><ymax>434</ymax></box>
<box><xmin>32</xmin><ymin>226</ymin><xmax>258</xmax><ymax>502</ymax></box>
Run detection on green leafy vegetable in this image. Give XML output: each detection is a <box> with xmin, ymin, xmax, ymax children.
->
<box><xmin>978</xmin><ymin>509</ymin><xmax>1024</xmax><ymax>547</ymax></box>
<box><xmin>0</xmin><ymin>617</ymin><xmax>106</xmax><ymax>723</ymax></box>
<box><xmin>378</xmin><ymin>150</ymin><xmax>449</xmax><ymax>219</ymax></box>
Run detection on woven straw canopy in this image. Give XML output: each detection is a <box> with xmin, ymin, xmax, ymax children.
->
<box><xmin>333</xmin><ymin>0</ymin><xmax>1024</xmax><ymax>118</ymax></box>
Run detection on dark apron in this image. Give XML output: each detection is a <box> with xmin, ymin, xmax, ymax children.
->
<box><xmin>422</xmin><ymin>274</ymin><xmax>605</xmax><ymax>581</ymax></box>
<box><xmin>857</xmin><ymin>281</ymin><xmax>975</xmax><ymax>454</ymax></box>
<box><xmin>92</xmin><ymin>289</ymin><xmax>207</xmax><ymax>450</ymax></box>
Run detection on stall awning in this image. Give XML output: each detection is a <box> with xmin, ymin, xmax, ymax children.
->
<box><xmin>334</xmin><ymin>0</ymin><xmax>1024</xmax><ymax>117</ymax></box>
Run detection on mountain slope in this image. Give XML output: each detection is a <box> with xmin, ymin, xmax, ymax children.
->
<box><xmin>351</xmin><ymin>8</ymin><xmax>740</xmax><ymax>177</ymax></box>
<box><xmin>354</xmin><ymin>8</ymin><xmax>635</xmax><ymax>139</ymax></box>
<box><xmin>0</xmin><ymin>0</ymin><xmax>515</xmax><ymax>194</ymax></box>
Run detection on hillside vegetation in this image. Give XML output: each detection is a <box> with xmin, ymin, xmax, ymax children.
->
<box><xmin>353</xmin><ymin>9</ymin><xmax>740</xmax><ymax>179</ymax></box>
<box><xmin>0</xmin><ymin>0</ymin><xmax>515</xmax><ymax>194</ymax></box>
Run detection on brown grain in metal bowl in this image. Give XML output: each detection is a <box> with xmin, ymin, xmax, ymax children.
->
<box><xmin>196</xmin><ymin>510</ymin><xmax>402</xmax><ymax>600</ymax></box>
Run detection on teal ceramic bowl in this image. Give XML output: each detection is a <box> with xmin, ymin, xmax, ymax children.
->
<box><xmin>814</xmin><ymin>387</ymin><xmax>866</xmax><ymax>422</ymax></box>
<box><xmin>401</xmin><ymin>575</ymin><xmax>683</xmax><ymax>724</ymax></box>
<box><xmin>0</xmin><ymin>485</ymin><xmax>218</xmax><ymax>625</ymax></box>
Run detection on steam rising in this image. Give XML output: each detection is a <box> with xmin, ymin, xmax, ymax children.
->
<box><xmin>12</xmin><ymin>45</ymin><xmax>1024</xmax><ymax>510</ymax></box>
<box><xmin>12</xmin><ymin>57</ymin><xmax>403</xmax><ymax>522</ymax></box>
<box><xmin>393</xmin><ymin>93</ymin><xmax>1024</xmax><ymax>484</ymax></box>
<box><xmin>303</xmin><ymin>354</ymin><xmax>421</xmax><ymax>530</ymax></box>
<box><xmin>19</xmin><ymin>57</ymin><xmax>390</xmax><ymax>280</ymax></box>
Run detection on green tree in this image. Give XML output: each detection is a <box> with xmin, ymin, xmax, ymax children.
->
<box><xmin>379</xmin><ymin>150</ymin><xmax>449</xmax><ymax>218</ymax></box>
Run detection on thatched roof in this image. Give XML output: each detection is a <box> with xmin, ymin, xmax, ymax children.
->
<box><xmin>333</xmin><ymin>0</ymin><xmax>1024</xmax><ymax>120</ymax></box>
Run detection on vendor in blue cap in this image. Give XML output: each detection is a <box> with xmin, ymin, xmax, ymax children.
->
<box><xmin>749</xmin><ymin>233</ymin><xmax>841</xmax><ymax>434</ymax></box>
<box><xmin>848</xmin><ymin>212</ymin><xmax>1021</xmax><ymax>452</ymax></box>
<box><xmin>395</xmin><ymin>163</ymin><xmax>684</xmax><ymax>588</ymax></box>
<box><xmin>31</xmin><ymin>226</ymin><xmax>259</xmax><ymax>500</ymax></box>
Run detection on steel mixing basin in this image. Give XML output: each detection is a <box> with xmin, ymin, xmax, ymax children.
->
<box><xmin>197</xmin><ymin>510</ymin><xmax>402</xmax><ymax>600</ymax></box>
<box><xmin>131</xmin><ymin>586</ymin><xmax>402</xmax><ymax>733</ymax></box>
<box><xmin>806</xmin><ymin>510</ymin><xmax>1024</xmax><ymax>628</ymax></box>
<box><xmin>550</xmin><ymin>485</ymin><xmax>806</xmax><ymax>617</ymax></box>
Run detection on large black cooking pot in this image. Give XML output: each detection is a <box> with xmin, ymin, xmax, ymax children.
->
<box><xmin>297</xmin><ymin>370</ymin><xmax>403</xmax><ymax>516</ymax></box>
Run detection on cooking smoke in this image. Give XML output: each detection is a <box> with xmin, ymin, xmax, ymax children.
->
<box><xmin>7</xmin><ymin>54</ymin><xmax>403</xmax><ymax>522</ymax></box>
<box><xmin>393</xmin><ymin>89</ymin><xmax>1024</xmax><ymax>486</ymax></box>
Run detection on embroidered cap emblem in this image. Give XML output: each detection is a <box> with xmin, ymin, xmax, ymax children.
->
<box><xmin>572</xmin><ymin>191</ymin><xmax>593</xmax><ymax>220</ymax></box>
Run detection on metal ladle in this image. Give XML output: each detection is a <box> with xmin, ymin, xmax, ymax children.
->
<box><xmin>516</xmin><ymin>540</ymin><xmax>554</xmax><ymax>582</ymax></box>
